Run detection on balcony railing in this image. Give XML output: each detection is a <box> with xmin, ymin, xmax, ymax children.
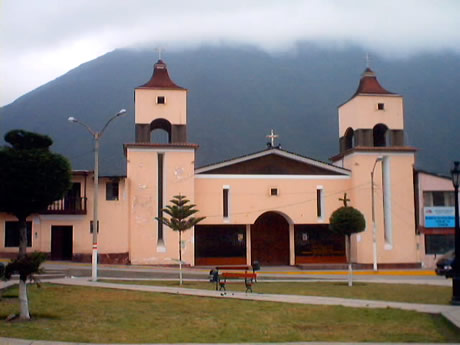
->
<box><xmin>42</xmin><ymin>196</ymin><xmax>87</xmax><ymax>215</ymax></box>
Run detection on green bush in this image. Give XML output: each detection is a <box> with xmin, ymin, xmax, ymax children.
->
<box><xmin>5</xmin><ymin>252</ymin><xmax>47</xmax><ymax>282</ymax></box>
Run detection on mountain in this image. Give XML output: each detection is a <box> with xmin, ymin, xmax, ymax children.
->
<box><xmin>1</xmin><ymin>43</ymin><xmax>459</xmax><ymax>175</ymax></box>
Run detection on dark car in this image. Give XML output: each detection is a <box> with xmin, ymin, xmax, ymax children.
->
<box><xmin>435</xmin><ymin>250</ymin><xmax>455</xmax><ymax>278</ymax></box>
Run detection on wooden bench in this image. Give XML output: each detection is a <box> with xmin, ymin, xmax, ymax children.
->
<box><xmin>210</xmin><ymin>265</ymin><xmax>257</xmax><ymax>293</ymax></box>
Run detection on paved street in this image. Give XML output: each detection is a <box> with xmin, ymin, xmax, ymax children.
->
<box><xmin>38</xmin><ymin>261</ymin><xmax>450</xmax><ymax>286</ymax></box>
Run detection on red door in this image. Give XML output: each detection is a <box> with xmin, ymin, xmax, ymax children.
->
<box><xmin>251</xmin><ymin>212</ymin><xmax>289</xmax><ymax>265</ymax></box>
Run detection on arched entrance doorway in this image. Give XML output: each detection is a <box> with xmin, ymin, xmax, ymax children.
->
<box><xmin>251</xmin><ymin>212</ymin><xmax>290</xmax><ymax>265</ymax></box>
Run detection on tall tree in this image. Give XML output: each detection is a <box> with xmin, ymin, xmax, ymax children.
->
<box><xmin>0</xmin><ymin>130</ymin><xmax>71</xmax><ymax>319</ymax></box>
<box><xmin>329</xmin><ymin>194</ymin><xmax>366</xmax><ymax>287</ymax></box>
<box><xmin>156</xmin><ymin>195</ymin><xmax>205</xmax><ymax>285</ymax></box>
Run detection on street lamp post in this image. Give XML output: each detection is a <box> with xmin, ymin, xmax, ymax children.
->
<box><xmin>68</xmin><ymin>109</ymin><xmax>127</xmax><ymax>282</ymax></box>
<box><xmin>451</xmin><ymin>161</ymin><xmax>460</xmax><ymax>305</ymax></box>
<box><xmin>371</xmin><ymin>157</ymin><xmax>383</xmax><ymax>272</ymax></box>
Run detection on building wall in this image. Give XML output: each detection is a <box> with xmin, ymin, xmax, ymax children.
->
<box><xmin>126</xmin><ymin>147</ymin><xmax>195</xmax><ymax>265</ymax></box>
<box><xmin>194</xmin><ymin>175</ymin><xmax>351</xmax><ymax>225</ymax></box>
<box><xmin>338</xmin><ymin>95</ymin><xmax>404</xmax><ymax>136</ymax></box>
<box><xmin>135</xmin><ymin>89</ymin><xmax>187</xmax><ymax>125</ymax></box>
<box><xmin>341</xmin><ymin>152</ymin><xmax>418</xmax><ymax>265</ymax></box>
<box><xmin>417</xmin><ymin>171</ymin><xmax>456</xmax><ymax>268</ymax></box>
<box><xmin>0</xmin><ymin>174</ymin><xmax>130</xmax><ymax>263</ymax></box>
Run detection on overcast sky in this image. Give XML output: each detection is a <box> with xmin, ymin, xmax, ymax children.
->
<box><xmin>1</xmin><ymin>0</ymin><xmax>459</xmax><ymax>106</ymax></box>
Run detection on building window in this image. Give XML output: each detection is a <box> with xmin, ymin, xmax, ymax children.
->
<box><xmin>5</xmin><ymin>221</ymin><xmax>32</xmax><ymax>247</ymax></box>
<box><xmin>377</xmin><ymin>103</ymin><xmax>385</xmax><ymax>110</ymax></box>
<box><xmin>223</xmin><ymin>187</ymin><xmax>229</xmax><ymax>218</ymax></box>
<box><xmin>157</xmin><ymin>96</ymin><xmax>165</xmax><ymax>104</ymax></box>
<box><xmin>270</xmin><ymin>188</ymin><xmax>278</xmax><ymax>196</ymax></box>
<box><xmin>425</xmin><ymin>234</ymin><xmax>454</xmax><ymax>254</ymax></box>
<box><xmin>423</xmin><ymin>191</ymin><xmax>455</xmax><ymax>207</ymax></box>
<box><xmin>344</xmin><ymin>128</ymin><xmax>354</xmax><ymax>150</ymax></box>
<box><xmin>106</xmin><ymin>182</ymin><xmax>119</xmax><ymax>201</ymax></box>
<box><xmin>316</xmin><ymin>187</ymin><xmax>324</xmax><ymax>219</ymax></box>
<box><xmin>373</xmin><ymin>123</ymin><xmax>388</xmax><ymax>147</ymax></box>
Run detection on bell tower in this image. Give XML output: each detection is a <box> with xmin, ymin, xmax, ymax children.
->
<box><xmin>331</xmin><ymin>67</ymin><xmax>418</xmax><ymax>267</ymax></box>
<box><xmin>337</xmin><ymin>68</ymin><xmax>406</xmax><ymax>152</ymax></box>
<box><xmin>134</xmin><ymin>59</ymin><xmax>187</xmax><ymax>143</ymax></box>
<box><xmin>126</xmin><ymin>58</ymin><xmax>197</xmax><ymax>265</ymax></box>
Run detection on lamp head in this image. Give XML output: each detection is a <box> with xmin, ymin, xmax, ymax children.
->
<box><xmin>68</xmin><ymin>116</ymin><xmax>77</xmax><ymax>123</ymax></box>
<box><xmin>376</xmin><ymin>156</ymin><xmax>383</xmax><ymax>162</ymax></box>
<box><xmin>117</xmin><ymin>109</ymin><xmax>127</xmax><ymax>116</ymax></box>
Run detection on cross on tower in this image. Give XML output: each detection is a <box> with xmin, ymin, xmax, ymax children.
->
<box><xmin>339</xmin><ymin>193</ymin><xmax>351</xmax><ymax>207</ymax></box>
<box><xmin>155</xmin><ymin>47</ymin><xmax>165</xmax><ymax>60</ymax></box>
<box><xmin>266</xmin><ymin>129</ymin><xmax>279</xmax><ymax>147</ymax></box>
<box><xmin>365</xmin><ymin>52</ymin><xmax>371</xmax><ymax>68</ymax></box>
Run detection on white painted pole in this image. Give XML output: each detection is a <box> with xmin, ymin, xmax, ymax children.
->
<box><xmin>68</xmin><ymin>109</ymin><xmax>127</xmax><ymax>283</ymax></box>
<box><xmin>92</xmin><ymin>136</ymin><xmax>99</xmax><ymax>282</ymax></box>
<box><xmin>371</xmin><ymin>157</ymin><xmax>382</xmax><ymax>271</ymax></box>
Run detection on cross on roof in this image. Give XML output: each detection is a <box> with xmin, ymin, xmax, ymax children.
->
<box><xmin>365</xmin><ymin>52</ymin><xmax>371</xmax><ymax>68</ymax></box>
<box><xmin>266</xmin><ymin>129</ymin><xmax>279</xmax><ymax>147</ymax></box>
<box><xmin>339</xmin><ymin>193</ymin><xmax>351</xmax><ymax>207</ymax></box>
<box><xmin>155</xmin><ymin>47</ymin><xmax>165</xmax><ymax>60</ymax></box>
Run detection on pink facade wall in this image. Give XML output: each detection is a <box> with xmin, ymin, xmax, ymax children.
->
<box><xmin>194</xmin><ymin>175</ymin><xmax>351</xmax><ymax>225</ymax></box>
<box><xmin>126</xmin><ymin>147</ymin><xmax>196</xmax><ymax>265</ymax></box>
<box><xmin>0</xmin><ymin>174</ymin><xmax>129</xmax><ymax>262</ymax></box>
<box><xmin>338</xmin><ymin>95</ymin><xmax>404</xmax><ymax>136</ymax></box>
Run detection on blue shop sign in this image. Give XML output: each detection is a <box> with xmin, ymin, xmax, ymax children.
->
<box><xmin>424</xmin><ymin>207</ymin><xmax>455</xmax><ymax>228</ymax></box>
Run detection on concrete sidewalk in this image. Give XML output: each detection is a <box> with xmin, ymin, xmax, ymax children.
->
<box><xmin>34</xmin><ymin>260</ymin><xmax>448</xmax><ymax>286</ymax></box>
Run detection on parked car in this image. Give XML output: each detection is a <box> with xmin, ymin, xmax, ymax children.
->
<box><xmin>435</xmin><ymin>250</ymin><xmax>455</xmax><ymax>278</ymax></box>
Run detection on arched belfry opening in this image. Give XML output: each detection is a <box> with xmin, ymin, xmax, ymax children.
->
<box><xmin>251</xmin><ymin>211</ymin><xmax>290</xmax><ymax>265</ymax></box>
<box><xmin>134</xmin><ymin>58</ymin><xmax>188</xmax><ymax>144</ymax></box>
<box><xmin>150</xmin><ymin>118</ymin><xmax>172</xmax><ymax>144</ymax></box>
<box><xmin>344</xmin><ymin>127</ymin><xmax>355</xmax><ymax>150</ymax></box>
<box><xmin>373</xmin><ymin>123</ymin><xmax>388</xmax><ymax>147</ymax></box>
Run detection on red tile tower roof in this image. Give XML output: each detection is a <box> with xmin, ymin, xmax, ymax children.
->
<box><xmin>354</xmin><ymin>67</ymin><xmax>394</xmax><ymax>95</ymax></box>
<box><xmin>137</xmin><ymin>59</ymin><xmax>186</xmax><ymax>90</ymax></box>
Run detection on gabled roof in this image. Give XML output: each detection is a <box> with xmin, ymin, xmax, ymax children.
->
<box><xmin>415</xmin><ymin>169</ymin><xmax>451</xmax><ymax>180</ymax></box>
<box><xmin>137</xmin><ymin>59</ymin><xmax>186</xmax><ymax>90</ymax></box>
<box><xmin>196</xmin><ymin>147</ymin><xmax>350</xmax><ymax>176</ymax></box>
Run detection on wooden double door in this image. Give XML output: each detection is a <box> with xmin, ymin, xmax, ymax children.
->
<box><xmin>51</xmin><ymin>226</ymin><xmax>73</xmax><ymax>261</ymax></box>
<box><xmin>251</xmin><ymin>212</ymin><xmax>290</xmax><ymax>265</ymax></box>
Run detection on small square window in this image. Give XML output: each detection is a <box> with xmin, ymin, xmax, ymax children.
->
<box><xmin>157</xmin><ymin>96</ymin><xmax>165</xmax><ymax>104</ymax></box>
<box><xmin>270</xmin><ymin>188</ymin><xmax>278</xmax><ymax>196</ymax></box>
<box><xmin>377</xmin><ymin>103</ymin><xmax>385</xmax><ymax>110</ymax></box>
<box><xmin>106</xmin><ymin>182</ymin><xmax>119</xmax><ymax>201</ymax></box>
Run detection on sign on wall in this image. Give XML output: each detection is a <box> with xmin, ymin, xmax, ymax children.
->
<box><xmin>424</xmin><ymin>207</ymin><xmax>455</xmax><ymax>228</ymax></box>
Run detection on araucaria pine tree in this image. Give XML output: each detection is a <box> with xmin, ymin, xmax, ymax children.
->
<box><xmin>156</xmin><ymin>195</ymin><xmax>205</xmax><ymax>285</ymax></box>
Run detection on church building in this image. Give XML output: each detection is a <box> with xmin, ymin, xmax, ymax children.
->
<box><xmin>0</xmin><ymin>59</ymin><xmax>421</xmax><ymax>268</ymax></box>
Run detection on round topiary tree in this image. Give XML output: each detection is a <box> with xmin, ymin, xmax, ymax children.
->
<box><xmin>0</xmin><ymin>129</ymin><xmax>71</xmax><ymax>319</ymax></box>
<box><xmin>329</xmin><ymin>199</ymin><xmax>366</xmax><ymax>287</ymax></box>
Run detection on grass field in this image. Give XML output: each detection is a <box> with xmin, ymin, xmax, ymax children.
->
<box><xmin>0</xmin><ymin>283</ymin><xmax>459</xmax><ymax>343</ymax></box>
<box><xmin>101</xmin><ymin>279</ymin><xmax>453</xmax><ymax>305</ymax></box>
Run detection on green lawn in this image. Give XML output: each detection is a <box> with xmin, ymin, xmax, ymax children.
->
<box><xmin>0</xmin><ymin>284</ymin><xmax>459</xmax><ymax>343</ymax></box>
<box><xmin>101</xmin><ymin>279</ymin><xmax>453</xmax><ymax>305</ymax></box>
